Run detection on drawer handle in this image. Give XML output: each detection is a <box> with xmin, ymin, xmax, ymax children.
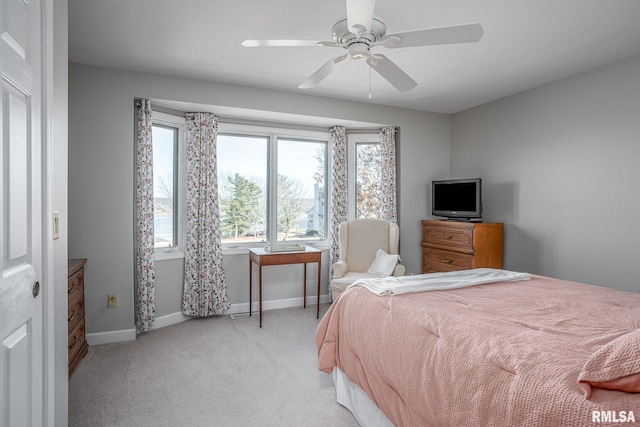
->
<box><xmin>69</xmin><ymin>336</ymin><xmax>77</xmax><ymax>350</ymax></box>
<box><xmin>440</xmin><ymin>233</ymin><xmax>454</xmax><ymax>240</ymax></box>
<box><xmin>439</xmin><ymin>256</ymin><xmax>454</xmax><ymax>264</ymax></box>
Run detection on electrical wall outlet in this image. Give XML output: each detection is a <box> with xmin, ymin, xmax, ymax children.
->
<box><xmin>107</xmin><ymin>294</ymin><xmax>118</xmax><ymax>308</ymax></box>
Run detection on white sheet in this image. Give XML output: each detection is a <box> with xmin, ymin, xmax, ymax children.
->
<box><xmin>347</xmin><ymin>268</ymin><xmax>531</xmax><ymax>296</ymax></box>
<box><xmin>333</xmin><ymin>368</ymin><xmax>395</xmax><ymax>427</ymax></box>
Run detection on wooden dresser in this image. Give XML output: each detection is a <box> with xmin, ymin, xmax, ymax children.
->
<box><xmin>421</xmin><ymin>220</ymin><xmax>503</xmax><ymax>273</ymax></box>
<box><xmin>68</xmin><ymin>258</ymin><xmax>89</xmax><ymax>376</ymax></box>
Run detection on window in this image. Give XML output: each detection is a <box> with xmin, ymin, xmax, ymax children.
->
<box><xmin>348</xmin><ymin>134</ymin><xmax>382</xmax><ymax>219</ymax></box>
<box><xmin>356</xmin><ymin>142</ymin><xmax>382</xmax><ymax>219</ymax></box>
<box><xmin>217</xmin><ymin>134</ymin><xmax>268</xmax><ymax>244</ymax></box>
<box><xmin>151</xmin><ymin>112</ymin><xmax>185</xmax><ymax>258</ymax></box>
<box><xmin>217</xmin><ymin>123</ymin><xmax>328</xmax><ymax>248</ymax></box>
<box><xmin>277</xmin><ymin>138</ymin><xmax>326</xmax><ymax>241</ymax></box>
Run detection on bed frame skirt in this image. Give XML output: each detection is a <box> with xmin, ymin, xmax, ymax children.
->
<box><xmin>333</xmin><ymin>368</ymin><xmax>395</xmax><ymax>427</ymax></box>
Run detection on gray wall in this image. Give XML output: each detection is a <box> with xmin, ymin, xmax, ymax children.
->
<box><xmin>70</xmin><ymin>54</ymin><xmax>640</xmax><ymax>338</ymax></box>
<box><xmin>68</xmin><ymin>63</ymin><xmax>450</xmax><ymax>334</ymax></box>
<box><xmin>451</xmin><ymin>54</ymin><xmax>640</xmax><ymax>292</ymax></box>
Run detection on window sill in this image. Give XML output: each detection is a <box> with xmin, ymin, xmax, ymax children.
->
<box><xmin>154</xmin><ymin>242</ymin><xmax>330</xmax><ymax>259</ymax></box>
<box><xmin>222</xmin><ymin>241</ymin><xmax>330</xmax><ymax>256</ymax></box>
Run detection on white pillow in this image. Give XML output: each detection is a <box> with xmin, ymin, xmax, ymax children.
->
<box><xmin>367</xmin><ymin>249</ymin><xmax>399</xmax><ymax>277</ymax></box>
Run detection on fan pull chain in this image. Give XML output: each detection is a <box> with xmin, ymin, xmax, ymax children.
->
<box><xmin>368</xmin><ymin>61</ymin><xmax>373</xmax><ymax>99</ymax></box>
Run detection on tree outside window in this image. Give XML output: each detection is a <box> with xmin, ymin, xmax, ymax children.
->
<box><xmin>152</xmin><ymin>124</ymin><xmax>178</xmax><ymax>248</ymax></box>
<box><xmin>221</xmin><ymin>173</ymin><xmax>263</xmax><ymax>240</ymax></box>
<box><xmin>356</xmin><ymin>143</ymin><xmax>383</xmax><ymax>219</ymax></box>
<box><xmin>277</xmin><ymin>139</ymin><xmax>326</xmax><ymax>242</ymax></box>
<box><xmin>216</xmin><ymin>128</ymin><xmax>327</xmax><ymax>246</ymax></box>
<box><xmin>217</xmin><ymin>134</ymin><xmax>268</xmax><ymax>244</ymax></box>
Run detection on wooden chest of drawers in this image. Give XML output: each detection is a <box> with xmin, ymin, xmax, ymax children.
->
<box><xmin>68</xmin><ymin>258</ymin><xmax>89</xmax><ymax>376</ymax></box>
<box><xmin>421</xmin><ymin>220</ymin><xmax>503</xmax><ymax>274</ymax></box>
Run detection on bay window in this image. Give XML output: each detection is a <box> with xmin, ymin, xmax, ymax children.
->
<box><xmin>148</xmin><ymin>115</ymin><xmax>383</xmax><ymax>256</ymax></box>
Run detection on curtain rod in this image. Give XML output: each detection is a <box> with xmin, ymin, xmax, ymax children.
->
<box><xmin>144</xmin><ymin>102</ymin><xmax>390</xmax><ymax>134</ymax></box>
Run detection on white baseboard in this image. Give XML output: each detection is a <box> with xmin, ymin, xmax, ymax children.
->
<box><xmin>86</xmin><ymin>294</ymin><xmax>331</xmax><ymax>346</ymax></box>
<box><xmin>153</xmin><ymin>311</ymin><xmax>192</xmax><ymax>329</ymax></box>
<box><xmin>86</xmin><ymin>328</ymin><xmax>136</xmax><ymax>346</ymax></box>
<box><xmin>228</xmin><ymin>293</ymin><xmax>331</xmax><ymax>315</ymax></box>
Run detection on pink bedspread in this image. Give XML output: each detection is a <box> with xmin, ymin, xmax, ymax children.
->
<box><xmin>316</xmin><ymin>274</ymin><xmax>640</xmax><ymax>426</ymax></box>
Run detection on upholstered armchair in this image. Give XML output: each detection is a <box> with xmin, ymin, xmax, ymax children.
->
<box><xmin>330</xmin><ymin>218</ymin><xmax>405</xmax><ymax>301</ymax></box>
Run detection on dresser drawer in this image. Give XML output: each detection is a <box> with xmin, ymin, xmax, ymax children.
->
<box><xmin>68</xmin><ymin>269</ymin><xmax>84</xmax><ymax>302</ymax></box>
<box><xmin>423</xmin><ymin>248</ymin><xmax>473</xmax><ymax>273</ymax></box>
<box><xmin>68</xmin><ymin>318</ymin><xmax>89</xmax><ymax>377</ymax></box>
<box><xmin>68</xmin><ymin>259</ymin><xmax>88</xmax><ymax>376</ymax></box>
<box><xmin>68</xmin><ymin>320</ymin><xmax>86</xmax><ymax>362</ymax></box>
<box><xmin>423</xmin><ymin>224</ymin><xmax>473</xmax><ymax>251</ymax></box>
<box><xmin>421</xmin><ymin>220</ymin><xmax>503</xmax><ymax>275</ymax></box>
<box><xmin>68</xmin><ymin>294</ymin><xmax>85</xmax><ymax>333</ymax></box>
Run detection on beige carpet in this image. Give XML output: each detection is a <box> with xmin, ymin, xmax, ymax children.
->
<box><xmin>69</xmin><ymin>304</ymin><xmax>359</xmax><ymax>427</ymax></box>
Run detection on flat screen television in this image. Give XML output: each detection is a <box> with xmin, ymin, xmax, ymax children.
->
<box><xmin>431</xmin><ymin>178</ymin><xmax>482</xmax><ymax>220</ymax></box>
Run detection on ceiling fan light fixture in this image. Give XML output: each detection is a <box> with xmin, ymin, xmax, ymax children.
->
<box><xmin>348</xmin><ymin>42</ymin><xmax>369</xmax><ymax>60</ymax></box>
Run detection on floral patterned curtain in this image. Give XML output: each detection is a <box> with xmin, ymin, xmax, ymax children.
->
<box><xmin>135</xmin><ymin>99</ymin><xmax>156</xmax><ymax>332</ymax></box>
<box><xmin>182</xmin><ymin>113</ymin><xmax>231</xmax><ymax>317</ymax></box>
<box><xmin>329</xmin><ymin>126</ymin><xmax>348</xmax><ymax>280</ymax></box>
<box><xmin>380</xmin><ymin>126</ymin><xmax>398</xmax><ymax>224</ymax></box>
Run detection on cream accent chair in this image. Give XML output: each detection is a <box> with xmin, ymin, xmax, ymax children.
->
<box><xmin>330</xmin><ymin>218</ymin><xmax>405</xmax><ymax>301</ymax></box>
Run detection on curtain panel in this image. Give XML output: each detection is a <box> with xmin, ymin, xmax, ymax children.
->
<box><xmin>182</xmin><ymin>113</ymin><xmax>231</xmax><ymax>317</ymax></box>
<box><xmin>135</xmin><ymin>99</ymin><xmax>156</xmax><ymax>332</ymax></box>
<box><xmin>380</xmin><ymin>126</ymin><xmax>398</xmax><ymax>224</ymax></box>
<box><xmin>329</xmin><ymin>126</ymin><xmax>348</xmax><ymax>281</ymax></box>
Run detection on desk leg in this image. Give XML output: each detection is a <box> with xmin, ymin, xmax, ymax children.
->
<box><xmin>249</xmin><ymin>259</ymin><xmax>252</xmax><ymax>317</ymax></box>
<box><xmin>316</xmin><ymin>260</ymin><xmax>321</xmax><ymax>319</ymax></box>
<box><xmin>303</xmin><ymin>263</ymin><xmax>307</xmax><ymax>309</ymax></box>
<box><xmin>259</xmin><ymin>265</ymin><xmax>263</xmax><ymax>328</ymax></box>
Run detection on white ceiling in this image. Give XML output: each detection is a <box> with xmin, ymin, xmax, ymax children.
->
<box><xmin>68</xmin><ymin>0</ymin><xmax>640</xmax><ymax>114</ymax></box>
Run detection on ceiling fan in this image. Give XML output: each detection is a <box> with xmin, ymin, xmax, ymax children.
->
<box><xmin>241</xmin><ymin>0</ymin><xmax>484</xmax><ymax>93</ymax></box>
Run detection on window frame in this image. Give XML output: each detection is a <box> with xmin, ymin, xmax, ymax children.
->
<box><xmin>218</xmin><ymin>122</ymin><xmax>330</xmax><ymax>253</ymax></box>
<box><xmin>347</xmin><ymin>133</ymin><xmax>381</xmax><ymax>220</ymax></box>
<box><xmin>151</xmin><ymin>111</ymin><xmax>186</xmax><ymax>261</ymax></box>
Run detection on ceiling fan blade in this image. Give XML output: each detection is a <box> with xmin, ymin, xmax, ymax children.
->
<box><xmin>299</xmin><ymin>54</ymin><xmax>348</xmax><ymax>89</ymax></box>
<box><xmin>346</xmin><ymin>0</ymin><xmax>376</xmax><ymax>35</ymax></box>
<box><xmin>382</xmin><ymin>23</ymin><xmax>484</xmax><ymax>48</ymax></box>
<box><xmin>367</xmin><ymin>54</ymin><xmax>417</xmax><ymax>92</ymax></box>
<box><xmin>241</xmin><ymin>39</ymin><xmax>328</xmax><ymax>47</ymax></box>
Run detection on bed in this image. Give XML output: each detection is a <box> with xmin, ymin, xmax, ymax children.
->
<box><xmin>316</xmin><ymin>269</ymin><xmax>640</xmax><ymax>426</ymax></box>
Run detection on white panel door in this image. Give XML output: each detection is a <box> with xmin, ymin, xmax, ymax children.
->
<box><xmin>0</xmin><ymin>0</ymin><xmax>44</xmax><ymax>425</ymax></box>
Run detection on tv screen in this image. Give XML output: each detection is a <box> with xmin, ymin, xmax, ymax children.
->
<box><xmin>432</xmin><ymin>178</ymin><xmax>482</xmax><ymax>220</ymax></box>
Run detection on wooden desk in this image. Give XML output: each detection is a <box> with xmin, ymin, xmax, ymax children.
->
<box><xmin>248</xmin><ymin>247</ymin><xmax>321</xmax><ymax>327</ymax></box>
